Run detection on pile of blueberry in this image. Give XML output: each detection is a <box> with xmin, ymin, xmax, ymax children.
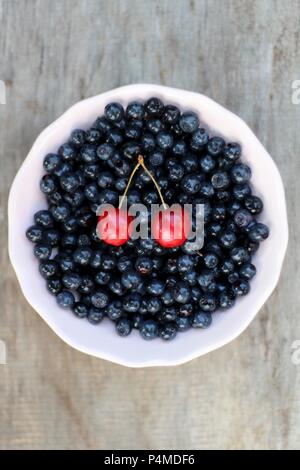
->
<box><xmin>26</xmin><ymin>97</ymin><xmax>269</xmax><ymax>341</ymax></box>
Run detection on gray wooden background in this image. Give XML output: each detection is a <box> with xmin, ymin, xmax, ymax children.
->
<box><xmin>0</xmin><ymin>0</ymin><xmax>299</xmax><ymax>450</ymax></box>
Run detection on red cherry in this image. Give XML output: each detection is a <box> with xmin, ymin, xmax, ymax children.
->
<box><xmin>152</xmin><ymin>207</ymin><xmax>191</xmax><ymax>248</ymax></box>
<box><xmin>97</xmin><ymin>208</ymin><xmax>133</xmax><ymax>246</ymax></box>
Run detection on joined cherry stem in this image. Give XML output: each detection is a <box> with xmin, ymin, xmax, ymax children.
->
<box><xmin>119</xmin><ymin>155</ymin><xmax>167</xmax><ymax>210</ymax></box>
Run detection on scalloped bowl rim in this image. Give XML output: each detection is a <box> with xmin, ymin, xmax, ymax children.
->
<box><xmin>8</xmin><ymin>84</ymin><xmax>288</xmax><ymax>367</ymax></box>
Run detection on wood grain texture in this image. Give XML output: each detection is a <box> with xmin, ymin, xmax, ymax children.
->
<box><xmin>0</xmin><ymin>0</ymin><xmax>299</xmax><ymax>450</ymax></box>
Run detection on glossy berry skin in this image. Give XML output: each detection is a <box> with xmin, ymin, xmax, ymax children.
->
<box><xmin>244</xmin><ymin>195</ymin><xmax>263</xmax><ymax>215</ymax></box>
<box><xmin>97</xmin><ymin>208</ymin><xmax>133</xmax><ymax>247</ymax></box>
<box><xmin>72</xmin><ymin>302</ymin><xmax>88</xmax><ymax>318</ymax></box>
<box><xmin>88</xmin><ymin>307</ymin><xmax>104</xmax><ymax>324</ymax></box>
<box><xmin>179</xmin><ymin>112</ymin><xmax>199</xmax><ymax>133</ymax></box>
<box><xmin>159</xmin><ymin>322</ymin><xmax>178</xmax><ymax>340</ymax></box>
<box><xmin>162</xmin><ymin>104</ymin><xmax>180</xmax><ymax>124</ymax></box>
<box><xmin>126</xmin><ymin>101</ymin><xmax>144</xmax><ymax>120</ymax></box>
<box><xmin>152</xmin><ymin>207</ymin><xmax>191</xmax><ymax>248</ymax></box>
<box><xmin>97</xmin><ymin>143</ymin><xmax>114</xmax><ymax>161</ymax></box>
<box><xmin>239</xmin><ymin>263</ymin><xmax>256</xmax><ymax>280</ymax></box>
<box><xmin>190</xmin><ymin>128</ymin><xmax>209</xmax><ymax>150</ymax></box>
<box><xmin>47</xmin><ymin>278</ymin><xmax>62</xmax><ymax>295</ymax></box>
<box><xmin>139</xmin><ymin>319</ymin><xmax>159</xmax><ymax>340</ymax></box>
<box><xmin>26</xmin><ymin>225</ymin><xmax>44</xmax><ymax>243</ymax></box>
<box><xmin>231</xmin><ymin>163</ymin><xmax>251</xmax><ymax>184</ymax></box>
<box><xmin>104</xmin><ymin>102</ymin><xmax>124</xmax><ymax>122</ymax></box>
<box><xmin>34</xmin><ymin>243</ymin><xmax>52</xmax><ymax>260</ymax></box>
<box><xmin>207</xmin><ymin>137</ymin><xmax>225</xmax><ymax>156</ymax></box>
<box><xmin>116</xmin><ymin>318</ymin><xmax>132</xmax><ymax>337</ymax></box>
<box><xmin>144</xmin><ymin>97</ymin><xmax>164</xmax><ymax>116</ymax></box>
<box><xmin>56</xmin><ymin>290</ymin><xmax>75</xmax><ymax>309</ymax></box>
<box><xmin>43</xmin><ymin>153</ymin><xmax>61</xmax><ymax>173</ymax></box>
<box><xmin>192</xmin><ymin>311</ymin><xmax>212</xmax><ymax>328</ymax></box>
<box><xmin>248</xmin><ymin>223</ymin><xmax>269</xmax><ymax>242</ymax></box>
<box><xmin>234</xmin><ymin>209</ymin><xmax>253</xmax><ymax>228</ymax></box>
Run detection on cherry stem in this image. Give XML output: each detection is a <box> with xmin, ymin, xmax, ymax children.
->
<box><xmin>138</xmin><ymin>155</ymin><xmax>168</xmax><ymax>210</ymax></box>
<box><xmin>118</xmin><ymin>155</ymin><xmax>167</xmax><ymax>210</ymax></box>
<box><xmin>118</xmin><ymin>158</ymin><xmax>142</xmax><ymax>209</ymax></box>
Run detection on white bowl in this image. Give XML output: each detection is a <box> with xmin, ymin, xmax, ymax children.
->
<box><xmin>8</xmin><ymin>84</ymin><xmax>288</xmax><ymax>367</ymax></box>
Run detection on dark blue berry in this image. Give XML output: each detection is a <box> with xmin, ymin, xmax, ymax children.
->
<box><xmin>248</xmin><ymin>223</ymin><xmax>269</xmax><ymax>242</ymax></box>
<box><xmin>159</xmin><ymin>322</ymin><xmax>178</xmax><ymax>341</ymax></box>
<box><xmin>179</xmin><ymin>112</ymin><xmax>199</xmax><ymax>133</ymax></box>
<box><xmin>139</xmin><ymin>319</ymin><xmax>159</xmax><ymax>340</ymax></box>
<box><xmin>105</xmin><ymin>102</ymin><xmax>124</xmax><ymax>122</ymax></box>
<box><xmin>192</xmin><ymin>311</ymin><xmax>212</xmax><ymax>328</ymax></box>
<box><xmin>116</xmin><ymin>318</ymin><xmax>132</xmax><ymax>337</ymax></box>
<box><xmin>56</xmin><ymin>290</ymin><xmax>75</xmax><ymax>309</ymax></box>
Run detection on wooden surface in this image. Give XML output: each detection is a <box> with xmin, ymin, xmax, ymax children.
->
<box><xmin>0</xmin><ymin>0</ymin><xmax>299</xmax><ymax>450</ymax></box>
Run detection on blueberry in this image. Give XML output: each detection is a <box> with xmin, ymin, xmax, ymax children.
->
<box><xmin>168</xmin><ymin>163</ymin><xmax>185</xmax><ymax>182</ymax></box>
<box><xmin>116</xmin><ymin>318</ymin><xmax>132</xmax><ymax>337</ymax></box>
<box><xmin>73</xmin><ymin>247</ymin><xmax>93</xmax><ymax>265</ymax></box>
<box><xmin>126</xmin><ymin>101</ymin><xmax>144</xmax><ymax>120</ymax></box>
<box><xmin>181</xmin><ymin>174</ymin><xmax>201</xmax><ymax>194</ymax></box>
<box><xmin>95</xmin><ymin>271</ymin><xmax>111</xmax><ymax>285</ymax></box>
<box><xmin>177</xmin><ymin>255</ymin><xmax>194</xmax><ymax>273</ymax></box>
<box><xmin>244</xmin><ymin>195</ymin><xmax>263</xmax><ymax>215</ymax></box>
<box><xmin>190</xmin><ymin>128</ymin><xmax>209</xmax><ymax>150</ymax></box>
<box><xmin>199</xmin><ymin>154</ymin><xmax>216</xmax><ymax>173</ymax></box>
<box><xmin>161</xmin><ymin>290</ymin><xmax>175</xmax><ymax>307</ymax></box>
<box><xmin>172</xmin><ymin>140</ymin><xmax>187</xmax><ymax>156</ymax></box>
<box><xmin>106</xmin><ymin>129</ymin><xmax>123</xmax><ymax>146</ymax></box>
<box><xmin>223</xmin><ymin>142</ymin><xmax>241</xmax><ymax>161</ymax></box>
<box><xmin>50</xmin><ymin>203</ymin><xmax>70</xmax><ymax>222</ymax></box>
<box><xmin>219</xmin><ymin>291</ymin><xmax>235</xmax><ymax>309</ymax></box>
<box><xmin>91</xmin><ymin>290</ymin><xmax>109</xmax><ymax>309</ymax></box>
<box><xmin>207</xmin><ymin>137</ymin><xmax>225</xmax><ymax>156</ymax></box>
<box><xmin>86</xmin><ymin>128</ymin><xmax>101</xmax><ymax>144</ymax></box>
<box><xmin>231</xmin><ymin>163</ymin><xmax>251</xmax><ymax>184</ymax></box>
<box><xmin>39</xmin><ymin>260</ymin><xmax>58</xmax><ymax>279</ymax></box>
<box><xmin>107</xmin><ymin>300</ymin><xmax>123</xmax><ymax>320</ymax></box>
<box><xmin>192</xmin><ymin>311</ymin><xmax>212</xmax><ymax>328</ymax></box>
<box><xmin>47</xmin><ymin>278</ymin><xmax>62</xmax><ymax>295</ymax></box>
<box><xmin>157</xmin><ymin>131</ymin><xmax>173</xmax><ymax>150</ymax></box>
<box><xmin>84</xmin><ymin>182</ymin><xmax>99</xmax><ymax>202</ymax></box>
<box><xmin>176</xmin><ymin>316</ymin><xmax>192</xmax><ymax>331</ymax></box>
<box><xmin>220</xmin><ymin>259</ymin><xmax>235</xmax><ymax>275</ymax></box>
<box><xmin>179</xmin><ymin>112</ymin><xmax>199</xmax><ymax>133</ymax></box>
<box><xmin>93</xmin><ymin>116</ymin><xmax>111</xmax><ymax>133</ymax></box>
<box><xmin>147</xmin><ymin>279</ymin><xmax>164</xmax><ymax>296</ymax></box>
<box><xmin>239</xmin><ymin>263</ymin><xmax>256</xmax><ymax>280</ymax></box>
<box><xmin>72</xmin><ymin>302</ymin><xmax>88</xmax><ymax>318</ymax></box>
<box><xmin>40</xmin><ymin>174</ymin><xmax>57</xmax><ymax>194</ymax></box>
<box><xmin>62</xmin><ymin>273</ymin><xmax>81</xmax><ymax>290</ymax></box>
<box><xmin>173</xmin><ymin>282</ymin><xmax>191</xmax><ymax>304</ymax></box>
<box><xmin>104</xmin><ymin>102</ymin><xmax>124</xmax><ymax>122</ymax></box>
<box><xmin>232</xmin><ymin>279</ymin><xmax>250</xmax><ymax>296</ymax></box>
<box><xmin>78</xmin><ymin>276</ymin><xmax>94</xmax><ymax>294</ymax></box>
<box><xmin>135</xmin><ymin>257</ymin><xmax>153</xmax><ymax>275</ymax></box>
<box><xmin>199</xmin><ymin>293</ymin><xmax>217</xmax><ymax>312</ymax></box>
<box><xmin>123</xmin><ymin>293</ymin><xmax>141</xmax><ymax>312</ymax></box>
<box><xmin>232</xmin><ymin>183</ymin><xmax>251</xmax><ymax>200</ymax></box>
<box><xmin>34</xmin><ymin>210</ymin><xmax>54</xmax><ymax>228</ymax></box>
<box><xmin>159</xmin><ymin>322</ymin><xmax>178</xmax><ymax>340</ymax></box>
<box><xmin>70</xmin><ymin>129</ymin><xmax>86</xmax><ymax>147</ymax></box>
<box><xmin>141</xmin><ymin>133</ymin><xmax>156</xmax><ymax>153</ymax></box>
<box><xmin>234</xmin><ymin>209</ymin><xmax>253</xmax><ymax>228</ymax></box>
<box><xmin>197</xmin><ymin>270</ymin><xmax>215</xmax><ymax>289</ymax></box>
<box><xmin>43</xmin><ymin>153</ymin><xmax>61</xmax><ymax>173</ymax></box>
<box><xmin>101</xmin><ymin>254</ymin><xmax>116</xmax><ymax>271</ymax></box>
<box><xmin>97</xmin><ymin>143</ymin><xmax>114</xmax><ymax>161</ymax></box>
<box><xmin>34</xmin><ymin>243</ymin><xmax>52</xmax><ymax>260</ymax></box>
<box><xmin>199</xmin><ymin>182</ymin><xmax>215</xmax><ymax>198</ymax></box>
<box><xmin>121</xmin><ymin>271</ymin><xmax>142</xmax><ymax>290</ymax></box>
<box><xmin>145</xmin><ymin>119</ymin><xmax>165</xmax><ymax>137</ymax></box>
<box><xmin>203</xmin><ymin>252</ymin><xmax>219</xmax><ymax>269</ymax></box>
<box><xmin>139</xmin><ymin>319</ymin><xmax>159</xmax><ymax>340</ymax></box>
<box><xmin>248</xmin><ymin>223</ymin><xmax>269</xmax><ymax>242</ymax></box>
<box><xmin>146</xmin><ymin>151</ymin><xmax>163</xmax><ymax>168</ymax></box>
<box><xmin>230</xmin><ymin>246</ymin><xmax>250</xmax><ymax>265</ymax></box>
<box><xmin>26</xmin><ymin>225</ymin><xmax>44</xmax><ymax>243</ymax></box>
<box><xmin>144</xmin><ymin>97</ymin><xmax>164</xmax><ymax>116</ymax></box>
<box><xmin>162</xmin><ymin>104</ymin><xmax>180</xmax><ymax>124</ymax></box>
<box><xmin>122</xmin><ymin>142</ymin><xmax>141</xmax><ymax>161</ymax></box>
<box><xmin>109</xmin><ymin>278</ymin><xmax>127</xmax><ymax>296</ymax></box>
<box><xmin>219</xmin><ymin>230</ymin><xmax>237</xmax><ymax>249</ymax></box>
<box><xmin>211</xmin><ymin>171</ymin><xmax>230</xmax><ymax>189</ymax></box>
<box><xmin>179</xmin><ymin>303</ymin><xmax>194</xmax><ymax>317</ymax></box>
<box><xmin>87</xmin><ymin>307</ymin><xmax>104</xmax><ymax>324</ymax></box>
<box><xmin>60</xmin><ymin>173</ymin><xmax>80</xmax><ymax>193</ymax></box>
<box><xmin>56</xmin><ymin>290</ymin><xmax>75</xmax><ymax>309</ymax></box>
